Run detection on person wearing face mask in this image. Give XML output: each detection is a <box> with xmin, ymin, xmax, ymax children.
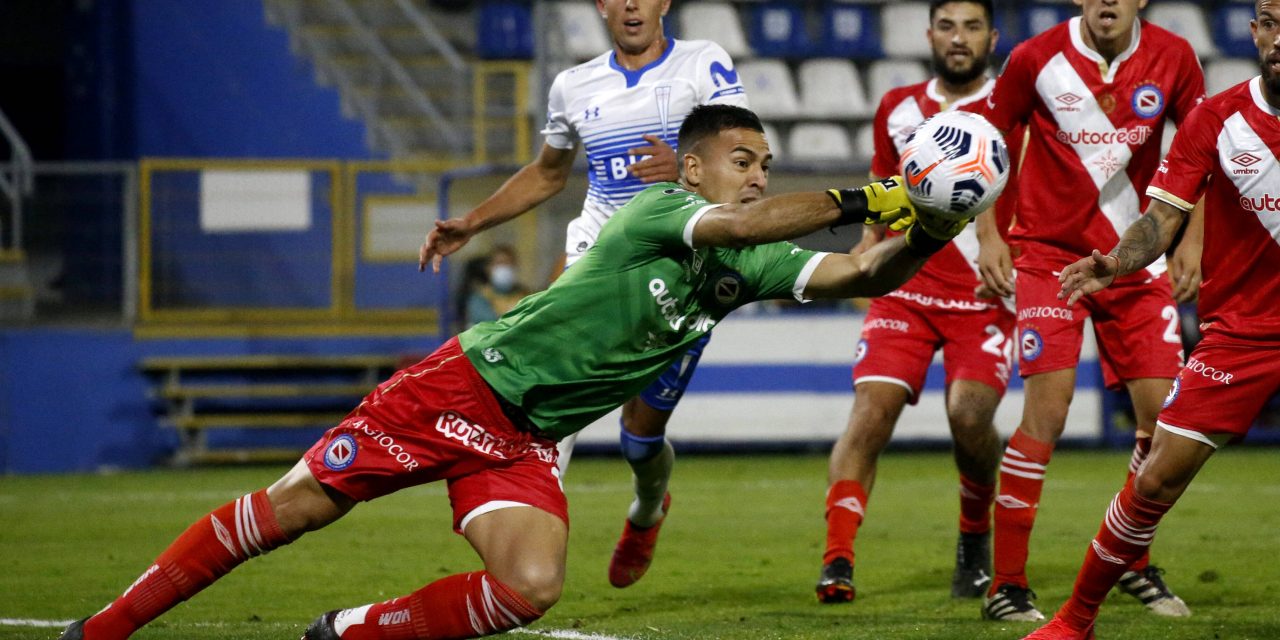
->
<box><xmin>466</xmin><ymin>245</ymin><xmax>529</xmax><ymax>328</ymax></box>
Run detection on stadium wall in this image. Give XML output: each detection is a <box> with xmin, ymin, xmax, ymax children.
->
<box><xmin>128</xmin><ymin>0</ymin><xmax>370</xmax><ymax>158</ymax></box>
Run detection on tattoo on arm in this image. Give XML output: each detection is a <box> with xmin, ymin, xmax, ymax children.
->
<box><xmin>1108</xmin><ymin>206</ymin><xmax>1182</xmax><ymax>276</ymax></box>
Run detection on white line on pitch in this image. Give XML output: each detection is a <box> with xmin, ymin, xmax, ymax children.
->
<box><xmin>0</xmin><ymin>618</ymin><xmax>75</xmax><ymax>628</ymax></box>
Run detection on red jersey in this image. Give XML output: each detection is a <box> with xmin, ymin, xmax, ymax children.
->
<box><xmin>986</xmin><ymin>18</ymin><xmax>1206</xmax><ymax>279</ymax></box>
<box><xmin>871</xmin><ymin>78</ymin><xmax>1022</xmax><ymax>305</ymax></box>
<box><xmin>1147</xmin><ymin>77</ymin><xmax>1280</xmax><ymax>343</ymax></box>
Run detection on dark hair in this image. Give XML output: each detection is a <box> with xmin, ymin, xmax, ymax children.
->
<box><xmin>677</xmin><ymin>104</ymin><xmax>765</xmax><ymax>153</ymax></box>
<box><xmin>929</xmin><ymin>0</ymin><xmax>995</xmax><ymax>23</ymax></box>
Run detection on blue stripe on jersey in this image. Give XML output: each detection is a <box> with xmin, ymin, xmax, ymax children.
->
<box><xmin>581</xmin><ymin>119</ymin><xmax>685</xmax><ymax>145</ymax></box>
<box><xmin>586</xmin><ymin>135</ymin><xmax>679</xmax><ymax>159</ymax></box>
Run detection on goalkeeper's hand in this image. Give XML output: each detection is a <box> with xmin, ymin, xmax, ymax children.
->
<box><xmin>904</xmin><ymin>208</ymin><xmax>970</xmax><ymax>257</ymax></box>
<box><xmin>827</xmin><ymin>176</ymin><xmax>917</xmax><ymax>231</ymax></box>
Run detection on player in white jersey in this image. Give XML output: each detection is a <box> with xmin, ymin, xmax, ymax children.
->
<box><xmin>420</xmin><ymin>0</ymin><xmax>748</xmax><ymax>589</ymax></box>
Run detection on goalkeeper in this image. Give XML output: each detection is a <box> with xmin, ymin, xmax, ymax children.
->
<box><xmin>61</xmin><ymin>104</ymin><xmax>965</xmax><ymax>640</ymax></box>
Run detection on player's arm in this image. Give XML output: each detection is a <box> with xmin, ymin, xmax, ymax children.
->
<box><xmin>1166</xmin><ymin>198</ymin><xmax>1205</xmax><ymax>303</ymax></box>
<box><xmin>419</xmin><ymin>143</ymin><xmax>577</xmax><ymax>272</ymax></box>
<box><xmin>626</xmin><ymin>135</ymin><xmax>679</xmax><ymax>183</ymax></box>
<box><xmin>1058</xmin><ymin>199</ymin><xmax>1189</xmax><ymax>305</ymax></box>
<box><xmin>691</xmin><ymin>178</ymin><xmax>912</xmax><ymax>249</ymax></box>
<box><xmin>974</xmin><ymin>206</ymin><xmax>1014</xmax><ymax>296</ymax></box>
<box><xmin>852</xmin><ymin>172</ymin><xmax>888</xmax><ymax>255</ymax></box>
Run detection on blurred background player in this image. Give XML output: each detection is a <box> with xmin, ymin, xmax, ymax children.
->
<box><xmin>975</xmin><ymin>0</ymin><xmax>1206</xmax><ymax>621</ymax></box>
<box><xmin>60</xmin><ymin>104</ymin><xmax>969</xmax><ymax>640</ymax></box>
<box><xmin>420</xmin><ymin>0</ymin><xmax>748</xmax><ymax>589</ymax></box>
<box><xmin>817</xmin><ymin>0</ymin><xmax>1018</xmax><ymax>604</ymax></box>
<box><xmin>1029</xmin><ymin>5</ymin><xmax>1280</xmax><ymax>635</ymax></box>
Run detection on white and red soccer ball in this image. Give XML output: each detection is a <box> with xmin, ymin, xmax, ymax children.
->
<box><xmin>900</xmin><ymin>110</ymin><xmax>1010</xmax><ymax>221</ymax></box>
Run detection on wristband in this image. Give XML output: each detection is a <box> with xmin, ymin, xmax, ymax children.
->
<box><xmin>826</xmin><ymin>188</ymin><xmax>870</xmax><ymax>228</ymax></box>
<box><xmin>904</xmin><ymin>222</ymin><xmax>951</xmax><ymax>258</ymax></box>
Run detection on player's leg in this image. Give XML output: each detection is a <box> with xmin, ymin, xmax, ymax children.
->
<box><xmin>608</xmin><ymin>334</ymin><xmax>709</xmax><ymax>588</ymax></box>
<box><xmin>984</xmin><ymin>366</ymin><xmax>1075</xmax><ymax>621</ymax></box>
<box><xmin>819</xmin><ymin>381</ymin><xmax>911</xmax><ymax>602</ymax></box>
<box><xmin>944</xmin><ymin>379</ymin><xmax>1002</xmax><ymax>598</ymax></box>
<box><xmin>308</xmin><ymin>506</ymin><xmax>565</xmax><ymax>640</ymax></box>
<box><xmin>1022</xmin><ymin>429</ymin><xmax>1215</xmax><ymax>640</ymax></box>
<box><xmin>72</xmin><ymin>460</ymin><xmax>353</xmax><ymax>640</ymax></box>
<box><xmin>986</xmin><ymin>267</ymin><xmax>1085</xmax><ymax>621</ymax></box>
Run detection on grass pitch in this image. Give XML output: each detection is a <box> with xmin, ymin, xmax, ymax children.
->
<box><xmin>3</xmin><ymin>450</ymin><xmax>1279</xmax><ymax>639</ymax></box>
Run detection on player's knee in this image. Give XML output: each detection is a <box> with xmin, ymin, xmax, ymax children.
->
<box><xmin>1132</xmin><ymin>462</ymin><xmax>1192</xmax><ymax>504</ymax></box>
<box><xmin>500</xmin><ymin>561</ymin><xmax>564</xmax><ymax>612</ymax></box>
<box><xmin>619</xmin><ymin>420</ymin><xmax>668</xmax><ymax>463</ymax></box>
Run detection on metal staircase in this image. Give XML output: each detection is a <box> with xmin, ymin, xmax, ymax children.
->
<box><xmin>265</xmin><ymin>0</ymin><xmax>526</xmax><ymax>162</ymax></box>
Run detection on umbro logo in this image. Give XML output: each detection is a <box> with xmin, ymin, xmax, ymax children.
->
<box><xmin>1231</xmin><ymin>152</ymin><xmax>1264</xmax><ymax>175</ymax></box>
<box><xmin>1055</xmin><ymin>92</ymin><xmax>1084</xmax><ymax>110</ymax></box>
<box><xmin>833</xmin><ymin>497</ymin><xmax>865</xmax><ymax>516</ymax></box>
<box><xmin>1091</xmin><ymin>540</ymin><xmax>1126</xmax><ymax>565</ymax></box>
<box><xmin>1232</xmin><ymin>152</ymin><xmax>1262</xmax><ymax>167</ymax></box>
<box><xmin>996</xmin><ymin>495</ymin><xmax>1032</xmax><ymax>509</ymax></box>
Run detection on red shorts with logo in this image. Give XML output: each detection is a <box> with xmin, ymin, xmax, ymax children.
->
<box><xmin>852</xmin><ymin>293</ymin><xmax>1015</xmax><ymax>403</ymax></box>
<box><xmin>1158</xmin><ymin>333</ymin><xmax>1280</xmax><ymax>442</ymax></box>
<box><xmin>304</xmin><ymin>337</ymin><xmax>566</xmax><ymax>531</ymax></box>
<box><xmin>1015</xmin><ymin>266</ymin><xmax>1183</xmax><ymax>388</ymax></box>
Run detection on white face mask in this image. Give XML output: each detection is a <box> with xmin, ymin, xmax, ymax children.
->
<box><xmin>490</xmin><ymin>264</ymin><xmax>517</xmax><ymax>292</ymax></box>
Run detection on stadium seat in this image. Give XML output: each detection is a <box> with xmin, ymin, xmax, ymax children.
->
<box><xmin>555</xmin><ymin>2</ymin><xmax>610</xmax><ymax>61</ymax></box>
<box><xmin>1145</xmin><ymin>3</ymin><xmax>1217</xmax><ymax>59</ymax></box>
<box><xmin>798</xmin><ymin>59</ymin><xmax>870</xmax><ymax>118</ymax></box>
<box><xmin>788</xmin><ymin>123</ymin><xmax>854</xmax><ymax>162</ymax></box>
<box><xmin>1212</xmin><ymin>2</ymin><xmax>1258</xmax><ymax>58</ymax></box>
<box><xmin>762</xmin><ymin>122</ymin><xmax>784</xmax><ymax>159</ymax></box>
<box><xmin>680</xmin><ymin>2</ymin><xmax>751</xmax><ymax>59</ymax></box>
<box><xmin>853</xmin><ymin>123</ymin><xmax>876</xmax><ymax>164</ymax></box>
<box><xmin>748</xmin><ymin>2</ymin><xmax>810</xmax><ymax>58</ymax></box>
<box><xmin>737</xmin><ymin>59</ymin><xmax>800</xmax><ymax>118</ymax></box>
<box><xmin>1021</xmin><ymin>3</ymin><xmax>1074</xmax><ymax>38</ymax></box>
<box><xmin>821</xmin><ymin>3</ymin><xmax>881</xmax><ymax>59</ymax></box>
<box><xmin>475</xmin><ymin>1</ymin><xmax>534</xmax><ymax>60</ymax></box>
<box><xmin>881</xmin><ymin>3</ymin><xmax>932</xmax><ymax>59</ymax></box>
<box><xmin>867</xmin><ymin>59</ymin><xmax>929</xmax><ymax>107</ymax></box>
<box><xmin>1205</xmin><ymin>58</ymin><xmax>1258</xmax><ymax>97</ymax></box>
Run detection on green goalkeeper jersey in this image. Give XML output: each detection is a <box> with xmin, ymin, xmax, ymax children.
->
<box><xmin>458</xmin><ymin>183</ymin><xmax>826</xmax><ymax>439</ymax></box>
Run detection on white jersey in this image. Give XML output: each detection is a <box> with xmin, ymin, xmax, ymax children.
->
<box><xmin>542</xmin><ymin>39</ymin><xmax>749</xmax><ymax>264</ymax></box>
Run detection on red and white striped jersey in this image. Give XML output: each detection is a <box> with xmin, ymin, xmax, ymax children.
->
<box><xmin>1147</xmin><ymin>77</ymin><xmax>1280</xmax><ymax>343</ymax></box>
<box><xmin>986</xmin><ymin>17</ymin><xmax>1205</xmax><ymax>279</ymax></box>
<box><xmin>871</xmin><ymin>78</ymin><xmax>1021</xmax><ymax>306</ymax></box>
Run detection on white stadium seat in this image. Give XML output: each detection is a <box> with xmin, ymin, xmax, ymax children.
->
<box><xmin>797</xmin><ymin>59</ymin><xmax>870</xmax><ymax>118</ymax></box>
<box><xmin>854</xmin><ymin>124</ymin><xmax>876</xmax><ymax>164</ymax></box>
<box><xmin>788</xmin><ymin>123</ymin><xmax>854</xmax><ymax>162</ymax></box>
<box><xmin>679</xmin><ymin>2</ymin><xmax>750</xmax><ymax>59</ymax></box>
<box><xmin>880</xmin><ymin>2</ymin><xmax>932</xmax><ymax>59</ymax></box>
<box><xmin>1204</xmin><ymin>58</ymin><xmax>1258</xmax><ymax>98</ymax></box>
<box><xmin>866</xmin><ymin>59</ymin><xmax>929</xmax><ymax>106</ymax></box>
<box><xmin>555</xmin><ymin>2</ymin><xmax>610</xmax><ymax>61</ymax></box>
<box><xmin>1145</xmin><ymin>3</ymin><xmax>1218</xmax><ymax>59</ymax></box>
<box><xmin>736</xmin><ymin>60</ymin><xmax>800</xmax><ymax>118</ymax></box>
<box><xmin>761</xmin><ymin>123</ymin><xmax>784</xmax><ymax>159</ymax></box>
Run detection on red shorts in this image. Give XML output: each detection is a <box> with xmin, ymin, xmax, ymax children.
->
<box><xmin>304</xmin><ymin>338</ymin><xmax>567</xmax><ymax>531</ymax></box>
<box><xmin>1158</xmin><ymin>333</ymin><xmax>1280</xmax><ymax>445</ymax></box>
<box><xmin>1015</xmin><ymin>267</ymin><xmax>1183</xmax><ymax>388</ymax></box>
<box><xmin>852</xmin><ymin>293</ymin><xmax>1015</xmax><ymax>403</ymax></box>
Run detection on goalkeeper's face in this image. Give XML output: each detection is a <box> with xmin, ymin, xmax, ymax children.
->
<box><xmin>928</xmin><ymin>2</ymin><xmax>996</xmax><ymax>86</ymax></box>
<box><xmin>598</xmin><ymin>0</ymin><xmax>670</xmax><ymax>55</ymax></box>
<box><xmin>682</xmin><ymin>128</ymin><xmax>772</xmax><ymax>206</ymax></box>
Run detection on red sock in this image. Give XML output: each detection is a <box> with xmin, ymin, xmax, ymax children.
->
<box><xmin>84</xmin><ymin>489</ymin><xmax>289</xmax><ymax>640</ymax></box>
<box><xmin>335</xmin><ymin>571</ymin><xmax>543</xmax><ymax>639</ymax></box>
<box><xmin>1059</xmin><ymin>480</ymin><xmax>1172</xmax><ymax>629</ymax></box>
<box><xmin>824</xmin><ymin>480</ymin><xmax>868</xmax><ymax>565</ymax></box>
<box><xmin>991</xmin><ymin>429</ymin><xmax>1054</xmax><ymax>591</ymax></box>
<box><xmin>1125</xmin><ymin>437</ymin><xmax>1153</xmax><ymax>571</ymax></box>
<box><xmin>959</xmin><ymin>474</ymin><xmax>995</xmax><ymax>535</ymax></box>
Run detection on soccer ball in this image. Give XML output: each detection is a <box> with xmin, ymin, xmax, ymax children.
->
<box><xmin>899</xmin><ymin>110</ymin><xmax>1010</xmax><ymax>221</ymax></box>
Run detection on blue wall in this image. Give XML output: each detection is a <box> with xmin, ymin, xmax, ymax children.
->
<box><xmin>0</xmin><ymin>329</ymin><xmax>440</xmax><ymax>475</ymax></box>
<box><xmin>130</xmin><ymin>0</ymin><xmax>372</xmax><ymax>158</ymax></box>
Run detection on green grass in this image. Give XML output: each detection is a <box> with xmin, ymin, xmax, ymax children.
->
<box><xmin>3</xmin><ymin>450</ymin><xmax>1280</xmax><ymax>639</ymax></box>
